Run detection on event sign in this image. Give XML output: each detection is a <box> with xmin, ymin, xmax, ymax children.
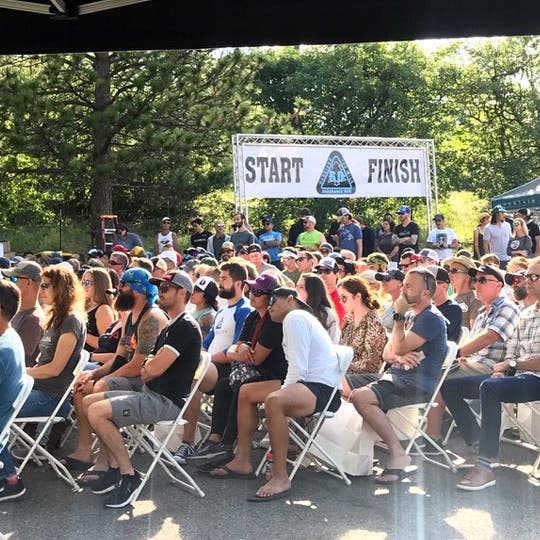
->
<box><xmin>238</xmin><ymin>143</ymin><xmax>428</xmax><ymax>198</ymax></box>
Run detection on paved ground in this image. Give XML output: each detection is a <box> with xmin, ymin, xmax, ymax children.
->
<box><xmin>1</xmin><ymin>437</ymin><xmax>538</xmax><ymax>540</ymax></box>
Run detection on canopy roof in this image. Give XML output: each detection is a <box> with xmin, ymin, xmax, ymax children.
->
<box><xmin>491</xmin><ymin>178</ymin><xmax>540</xmax><ymax>211</ymax></box>
<box><xmin>0</xmin><ymin>0</ymin><xmax>539</xmax><ymax>54</ymax></box>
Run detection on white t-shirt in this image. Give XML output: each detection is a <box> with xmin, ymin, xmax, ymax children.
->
<box><xmin>483</xmin><ymin>222</ymin><xmax>512</xmax><ymax>261</ymax></box>
<box><xmin>426</xmin><ymin>227</ymin><xmax>458</xmax><ymax>260</ymax></box>
<box><xmin>282</xmin><ymin>309</ymin><xmax>341</xmax><ymax>389</ymax></box>
<box><xmin>207</xmin><ymin>303</ymin><xmax>237</xmax><ymax>355</ymax></box>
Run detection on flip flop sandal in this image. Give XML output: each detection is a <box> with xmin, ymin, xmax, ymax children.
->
<box><xmin>208</xmin><ymin>465</ymin><xmax>255</xmax><ymax>479</ymax></box>
<box><xmin>247</xmin><ymin>488</ymin><xmax>291</xmax><ymax>502</ymax></box>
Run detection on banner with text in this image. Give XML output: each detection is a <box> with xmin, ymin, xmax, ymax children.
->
<box><xmin>238</xmin><ymin>143</ymin><xmax>428</xmax><ymax>198</ymax></box>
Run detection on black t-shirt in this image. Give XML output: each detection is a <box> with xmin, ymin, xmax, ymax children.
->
<box><xmin>361</xmin><ymin>226</ymin><xmax>376</xmax><ymax>257</ymax></box>
<box><xmin>191</xmin><ymin>231</ymin><xmax>212</xmax><ymax>250</ymax></box>
<box><xmin>146</xmin><ymin>312</ymin><xmax>202</xmax><ymax>407</ymax></box>
<box><xmin>527</xmin><ymin>220</ymin><xmax>540</xmax><ymax>254</ymax></box>
<box><xmin>238</xmin><ymin>311</ymin><xmax>287</xmax><ymax>381</ymax></box>
<box><xmin>436</xmin><ymin>299</ymin><xmax>463</xmax><ymax>343</ymax></box>
<box><xmin>394</xmin><ymin>221</ymin><xmax>420</xmax><ymax>255</ymax></box>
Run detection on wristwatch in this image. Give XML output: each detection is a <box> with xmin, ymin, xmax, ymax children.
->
<box><xmin>393</xmin><ymin>313</ymin><xmax>406</xmax><ymax>322</ymax></box>
<box><xmin>508</xmin><ymin>360</ymin><xmax>517</xmax><ymax>368</ymax></box>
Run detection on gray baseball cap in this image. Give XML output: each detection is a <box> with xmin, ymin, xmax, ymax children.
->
<box><xmin>1</xmin><ymin>261</ymin><xmax>42</xmax><ymax>282</ymax></box>
<box><xmin>149</xmin><ymin>269</ymin><xmax>193</xmax><ymax>294</ymax></box>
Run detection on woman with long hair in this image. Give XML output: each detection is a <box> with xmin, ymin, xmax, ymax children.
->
<box><xmin>81</xmin><ymin>267</ymin><xmax>115</xmax><ymax>353</ymax></box>
<box><xmin>473</xmin><ymin>212</ymin><xmax>491</xmax><ymax>260</ymax></box>
<box><xmin>507</xmin><ymin>217</ymin><xmax>533</xmax><ymax>258</ymax></box>
<box><xmin>375</xmin><ymin>218</ymin><xmax>399</xmax><ymax>262</ymax></box>
<box><xmin>296</xmin><ymin>273</ymin><xmax>340</xmax><ymax>343</ymax></box>
<box><xmin>337</xmin><ymin>275</ymin><xmax>387</xmax><ymax>398</ymax></box>
<box><xmin>19</xmin><ymin>266</ymin><xmax>87</xmax><ymax>422</ymax></box>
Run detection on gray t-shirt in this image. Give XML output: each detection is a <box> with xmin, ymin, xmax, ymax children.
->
<box><xmin>12</xmin><ymin>306</ymin><xmax>44</xmax><ymax>367</ymax></box>
<box><xmin>230</xmin><ymin>230</ymin><xmax>258</xmax><ymax>247</ymax></box>
<box><xmin>35</xmin><ymin>314</ymin><xmax>86</xmax><ymax>398</ymax></box>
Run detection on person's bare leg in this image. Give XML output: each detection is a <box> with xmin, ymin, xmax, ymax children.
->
<box><xmin>350</xmin><ymin>387</ymin><xmax>411</xmax><ymax>478</ymax></box>
<box><xmin>425</xmin><ymin>393</ymin><xmax>445</xmax><ymax>439</ymax></box>
<box><xmin>254</xmin><ymin>384</ymin><xmax>316</xmax><ymax>498</ymax></box>
<box><xmin>212</xmin><ymin>380</ymin><xmax>280</xmax><ymax>476</ymax></box>
<box><xmin>65</xmin><ymin>389</ymin><xmax>95</xmax><ymax>462</ymax></box>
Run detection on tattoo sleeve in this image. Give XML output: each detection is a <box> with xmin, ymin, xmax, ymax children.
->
<box><xmin>136</xmin><ymin>314</ymin><xmax>162</xmax><ymax>356</ymax></box>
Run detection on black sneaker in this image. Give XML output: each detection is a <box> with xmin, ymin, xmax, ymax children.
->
<box><xmin>186</xmin><ymin>441</ymin><xmax>232</xmax><ymax>462</ymax></box>
<box><xmin>0</xmin><ymin>477</ymin><xmax>26</xmax><ymax>502</ymax></box>
<box><xmin>90</xmin><ymin>467</ymin><xmax>120</xmax><ymax>494</ymax></box>
<box><xmin>104</xmin><ymin>471</ymin><xmax>142</xmax><ymax>509</ymax></box>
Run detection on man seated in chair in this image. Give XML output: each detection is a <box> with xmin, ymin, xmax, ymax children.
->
<box><xmin>246</xmin><ymin>287</ymin><xmax>342</xmax><ymax>501</ymax></box>
<box><xmin>347</xmin><ymin>267</ymin><xmax>447</xmax><ymax>483</ymax></box>
<box><xmin>84</xmin><ymin>270</ymin><xmax>202</xmax><ymax>508</ymax></box>
<box><xmin>442</xmin><ymin>257</ymin><xmax>540</xmax><ymax>491</ymax></box>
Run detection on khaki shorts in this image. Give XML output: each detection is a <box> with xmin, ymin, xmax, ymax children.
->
<box><xmin>447</xmin><ymin>361</ymin><xmax>492</xmax><ymax>378</ymax></box>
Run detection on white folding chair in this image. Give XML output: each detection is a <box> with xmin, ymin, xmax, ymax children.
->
<box><xmin>124</xmin><ymin>351</ymin><xmax>212</xmax><ymax>503</ymax></box>
<box><xmin>387</xmin><ymin>342</ymin><xmax>459</xmax><ymax>472</ymax></box>
<box><xmin>255</xmin><ymin>344</ymin><xmax>354</xmax><ymax>485</ymax></box>
<box><xmin>9</xmin><ymin>350</ymin><xmax>89</xmax><ymax>491</ymax></box>
<box><xmin>0</xmin><ymin>374</ymin><xmax>34</xmax><ymax>452</ymax></box>
<box><xmin>458</xmin><ymin>326</ymin><xmax>469</xmax><ymax>345</ymax></box>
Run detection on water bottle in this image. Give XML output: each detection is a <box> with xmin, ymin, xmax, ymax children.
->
<box><xmin>264</xmin><ymin>451</ymin><xmax>274</xmax><ymax>480</ymax></box>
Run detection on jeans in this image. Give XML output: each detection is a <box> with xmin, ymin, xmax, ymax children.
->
<box><xmin>441</xmin><ymin>373</ymin><xmax>540</xmax><ymax>459</ymax></box>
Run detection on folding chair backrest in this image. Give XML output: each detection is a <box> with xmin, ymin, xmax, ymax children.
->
<box><xmin>429</xmin><ymin>341</ymin><xmax>458</xmax><ymax>405</ymax></box>
<box><xmin>458</xmin><ymin>326</ymin><xmax>469</xmax><ymax>345</ymax></box>
<box><xmin>178</xmin><ymin>351</ymin><xmax>212</xmax><ymax>419</ymax></box>
<box><xmin>0</xmin><ymin>374</ymin><xmax>33</xmax><ymax>443</ymax></box>
<box><xmin>334</xmin><ymin>345</ymin><xmax>354</xmax><ymax>377</ymax></box>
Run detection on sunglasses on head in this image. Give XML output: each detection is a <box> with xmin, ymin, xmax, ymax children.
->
<box><xmin>249</xmin><ymin>288</ymin><xmax>269</xmax><ymax>297</ymax></box>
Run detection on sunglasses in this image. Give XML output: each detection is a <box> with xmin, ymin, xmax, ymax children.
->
<box><xmin>316</xmin><ymin>268</ymin><xmax>334</xmax><ymax>275</ymax></box>
<box><xmin>448</xmin><ymin>268</ymin><xmax>467</xmax><ymax>274</ymax></box>
<box><xmin>109</xmin><ymin>260</ymin><xmax>124</xmax><ymax>267</ymax></box>
<box><xmin>82</xmin><ymin>280</ymin><xmax>93</xmax><ymax>288</ymax></box>
<box><xmin>472</xmin><ymin>276</ymin><xmax>499</xmax><ymax>285</ymax></box>
<box><xmin>296</xmin><ymin>257</ymin><xmax>308</xmax><ymax>262</ymax></box>
<box><xmin>400</xmin><ymin>263</ymin><xmax>413</xmax><ymax>269</ymax></box>
<box><xmin>39</xmin><ymin>282</ymin><xmax>51</xmax><ymax>290</ymax></box>
<box><xmin>8</xmin><ymin>276</ymin><xmax>30</xmax><ymax>283</ymax></box>
<box><xmin>525</xmin><ymin>273</ymin><xmax>540</xmax><ymax>282</ymax></box>
<box><xmin>249</xmin><ymin>289</ymin><xmax>269</xmax><ymax>297</ymax></box>
<box><xmin>159</xmin><ymin>282</ymin><xmax>180</xmax><ymax>293</ymax></box>
<box><xmin>162</xmin><ymin>221</ymin><xmax>171</xmax><ymax>224</ymax></box>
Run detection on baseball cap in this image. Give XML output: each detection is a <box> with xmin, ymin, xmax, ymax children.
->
<box><xmin>448</xmin><ymin>255</ymin><xmax>476</xmax><ymax>271</ymax></box>
<box><xmin>153</xmin><ymin>257</ymin><xmax>168</xmax><ymax>272</ymax></box>
<box><xmin>150</xmin><ymin>270</ymin><xmax>193</xmax><ymax>294</ymax></box>
<box><xmin>220</xmin><ymin>241</ymin><xmax>235</xmax><ymax>252</ymax></box>
<box><xmin>88</xmin><ymin>247</ymin><xmax>104</xmax><ymax>258</ymax></box>
<box><xmin>270</xmin><ymin>287</ymin><xmax>312</xmax><ymax>313</ymax></box>
<box><xmin>328</xmin><ymin>252</ymin><xmax>345</xmax><ymax>265</ymax></box>
<box><xmin>130</xmin><ymin>246</ymin><xmax>146</xmax><ymax>257</ymax></box>
<box><xmin>360</xmin><ymin>269</ymin><xmax>378</xmax><ymax>284</ymax></box>
<box><xmin>10</xmin><ymin>256</ymin><xmax>23</xmax><ymax>265</ymax></box>
<box><xmin>112</xmin><ymin>244</ymin><xmax>129</xmax><ymax>253</ymax></box>
<box><xmin>375</xmin><ymin>269</ymin><xmax>405</xmax><ymax>282</ymax></box>
<box><xmin>159</xmin><ymin>251</ymin><xmax>178</xmax><ymax>265</ymax></box>
<box><xmin>412</xmin><ymin>248</ymin><xmax>439</xmax><ymax>262</ymax></box>
<box><xmin>0</xmin><ymin>257</ymin><xmax>10</xmax><ymax>269</ymax></box>
<box><xmin>235</xmin><ymin>245</ymin><xmax>248</xmax><ymax>255</ymax></box>
<box><xmin>504</xmin><ymin>269</ymin><xmax>526</xmax><ymax>286</ymax></box>
<box><xmin>181</xmin><ymin>259</ymin><xmax>199</xmax><ymax>272</ymax></box>
<box><xmin>397</xmin><ymin>205</ymin><xmax>411</xmax><ymax>214</ymax></box>
<box><xmin>120</xmin><ymin>267</ymin><xmax>158</xmax><ymax>302</ymax></box>
<box><xmin>319</xmin><ymin>243</ymin><xmax>333</xmax><ymax>253</ymax></box>
<box><xmin>315</xmin><ymin>256</ymin><xmax>337</xmax><ymax>272</ymax></box>
<box><xmin>261</xmin><ymin>214</ymin><xmax>273</xmax><ymax>224</ymax></box>
<box><xmin>427</xmin><ymin>264</ymin><xmax>450</xmax><ymax>284</ymax></box>
<box><xmin>199</xmin><ymin>256</ymin><xmax>219</xmax><ymax>267</ymax></box>
<box><xmin>303</xmin><ymin>216</ymin><xmax>316</xmax><ymax>225</ymax></box>
<box><xmin>2</xmin><ymin>260</ymin><xmax>42</xmax><ymax>281</ymax></box>
<box><xmin>278</xmin><ymin>249</ymin><xmax>298</xmax><ymax>260</ymax></box>
<box><xmin>492</xmin><ymin>205</ymin><xmax>506</xmax><ymax>213</ymax></box>
<box><xmin>336</xmin><ymin>207</ymin><xmax>351</xmax><ymax>217</ymax></box>
<box><xmin>433</xmin><ymin>214</ymin><xmax>445</xmax><ymax>221</ymax></box>
<box><xmin>161</xmin><ymin>216</ymin><xmax>171</xmax><ymax>223</ymax></box>
<box><xmin>366</xmin><ymin>252</ymin><xmax>389</xmax><ymax>266</ymax></box>
<box><xmin>244</xmin><ymin>273</ymin><xmax>278</xmax><ymax>294</ymax></box>
<box><xmin>247</xmin><ymin>244</ymin><xmax>262</xmax><ymax>253</ymax></box>
<box><xmin>193</xmin><ymin>276</ymin><xmax>219</xmax><ymax>300</ymax></box>
<box><xmin>468</xmin><ymin>264</ymin><xmax>504</xmax><ymax>284</ymax></box>
<box><xmin>517</xmin><ymin>208</ymin><xmax>531</xmax><ymax>218</ymax></box>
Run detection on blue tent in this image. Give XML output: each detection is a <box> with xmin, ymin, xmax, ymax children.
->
<box><xmin>491</xmin><ymin>177</ymin><xmax>540</xmax><ymax>211</ymax></box>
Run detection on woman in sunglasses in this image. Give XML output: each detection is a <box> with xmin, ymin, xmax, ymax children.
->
<box><xmin>81</xmin><ymin>267</ymin><xmax>116</xmax><ymax>354</ymax></box>
<box><xmin>507</xmin><ymin>217</ymin><xmax>532</xmax><ymax>259</ymax></box>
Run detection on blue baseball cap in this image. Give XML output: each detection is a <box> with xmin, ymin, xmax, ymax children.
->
<box><xmin>121</xmin><ymin>267</ymin><xmax>158</xmax><ymax>304</ymax></box>
<box><xmin>492</xmin><ymin>204</ymin><xmax>506</xmax><ymax>213</ymax></box>
<box><xmin>397</xmin><ymin>205</ymin><xmax>411</xmax><ymax>214</ymax></box>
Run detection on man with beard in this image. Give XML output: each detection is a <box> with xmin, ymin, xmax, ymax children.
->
<box><xmin>182</xmin><ymin>261</ymin><xmax>253</xmax><ymax>462</ymax></box>
<box><xmin>62</xmin><ymin>268</ymin><xmax>168</xmax><ymax>473</ymax></box>
<box><xmin>84</xmin><ymin>270</ymin><xmax>201</xmax><ymax>507</ymax></box>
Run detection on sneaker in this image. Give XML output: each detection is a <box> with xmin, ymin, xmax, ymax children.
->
<box><xmin>0</xmin><ymin>477</ymin><xmax>26</xmax><ymax>502</ymax></box>
<box><xmin>104</xmin><ymin>471</ymin><xmax>142</xmax><ymax>509</ymax></box>
<box><xmin>172</xmin><ymin>442</ymin><xmax>195</xmax><ymax>465</ymax></box>
<box><xmin>456</xmin><ymin>464</ymin><xmax>496</xmax><ymax>491</ymax></box>
<box><xmin>186</xmin><ymin>441</ymin><xmax>232</xmax><ymax>462</ymax></box>
<box><xmin>90</xmin><ymin>467</ymin><xmax>121</xmax><ymax>495</ymax></box>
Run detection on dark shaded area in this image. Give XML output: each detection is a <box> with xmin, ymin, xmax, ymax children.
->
<box><xmin>0</xmin><ymin>0</ymin><xmax>540</xmax><ymax>55</ymax></box>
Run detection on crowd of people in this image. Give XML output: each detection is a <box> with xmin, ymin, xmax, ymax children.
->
<box><xmin>0</xmin><ymin>203</ymin><xmax>539</xmax><ymax>507</ymax></box>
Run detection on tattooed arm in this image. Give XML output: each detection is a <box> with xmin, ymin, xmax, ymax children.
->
<box><xmin>109</xmin><ymin>309</ymin><xmax>168</xmax><ymax>379</ymax></box>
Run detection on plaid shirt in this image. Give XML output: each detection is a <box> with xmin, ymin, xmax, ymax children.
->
<box><xmin>505</xmin><ymin>302</ymin><xmax>540</xmax><ymax>377</ymax></box>
<box><xmin>469</xmin><ymin>295</ymin><xmax>520</xmax><ymax>365</ymax></box>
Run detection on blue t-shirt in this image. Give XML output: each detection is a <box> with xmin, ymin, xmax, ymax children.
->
<box><xmin>338</xmin><ymin>223</ymin><xmax>363</xmax><ymax>257</ymax></box>
<box><xmin>388</xmin><ymin>305</ymin><xmax>447</xmax><ymax>393</ymax></box>
<box><xmin>258</xmin><ymin>230</ymin><xmax>282</xmax><ymax>262</ymax></box>
<box><xmin>0</xmin><ymin>327</ymin><xmax>25</xmax><ymax>448</ymax></box>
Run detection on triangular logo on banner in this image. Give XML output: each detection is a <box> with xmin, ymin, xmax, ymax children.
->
<box><xmin>317</xmin><ymin>151</ymin><xmax>356</xmax><ymax>194</ymax></box>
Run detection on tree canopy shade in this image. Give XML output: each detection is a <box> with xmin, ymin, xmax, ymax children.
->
<box><xmin>491</xmin><ymin>177</ymin><xmax>540</xmax><ymax>211</ymax></box>
<box><xmin>0</xmin><ymin>0</ymin><xmax>540</xmax><ymax>54</ymax></box>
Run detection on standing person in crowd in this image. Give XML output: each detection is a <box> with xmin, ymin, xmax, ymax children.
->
<box><xmin>296</xmin><ymin>273</ymin><xmax>340</xmax><ymax>343</ymax></box>
<box><xmin>516</xmin><ymin>208</ymin><xmax>540</xmax><ymax>256</ymax></box>
<box><xmin>1</xmin><ymin>261</ymin><xmax>44</xmax><ymax>367</ymax></box>
<box><xmin>394</xmin><ymin>205</ymin><xmax>420</xmax><ymax>256</ymax></box>
<box><xmin>335</xmin><ymin>207</ymin><xmax>363</xmax><ymax>260</ymax></box>
<box><xmin>375</xmin><ymin>218</ymin><xmax>399</xmax><ymax>262</ymax></box>
<box><xmin>507</xmin><ymin>217</ymin><xmax>532</xmax><ymax>258</ymax></box>
<box><xmin>314</xmin><ymin>257</ymin><xmax>346</xmax><ymax>326</ymax></box>
<box><xmin>473</xmin><ymin>212</ymin><xmax>491</xmax><ymax>260</ymax></box>
<box><xmin>190</xmin><ymin>276</ymin><xmax>219</xmax><ymax>340</ymax></box>
<box><xmin>279</xmin><ymin>249</ymin><xmax>300</xmax><ymax>284</ymax></box>
<box><xmin>287</xmin><ymin>208</ymin><xmax>311</xmax><ymax>247</ymax></box>
<box><xmin>448</xmin><ymin>255</ymin><xmax>482</xmax><ymax>330</ymax></box>
<box><xmin>483</xmin><ymin>205</ymin><xmax>512</xmax><ymax>269</ymax></box>
<box><xmin>190</xmin><ymin>218</ymin><xmax>212</xmax><ymax>250</ymax></box>
<box><xmin>0</xmin><ymin>280</ymin><xmax>27</xmax><ymax>502</ymax></box>
<box><xmin>426</xmin><ymin>214</ymin><xmax>459</xmax><ymax>261</ymax></box>
<box><xmin>81</xmin><ymin>267</ymin><xmax>116</xmax><ymax>353</ymax></box>
<box><xmin>357</xmin><ymin>217</ymin><xmax>376</xmax><ymax>257</ymax></box>
<box><xmin>297</xmin><ymin>216</ymin><xmax>326</xmax><ymax>251</ymax></box>
<box><xmin>338</xmin><ymin>275</ymin><xmax>387</xmax><ymax>392</ymax></box>
<box><xmin>375</xmin><ymin>268</ymin><xmax>405</xmax><ymax>332</ymax></box>
<box><xmin>258</xmin><ymin>215</ymin><xmax>282</xmax><ymax>269</ymax></box>
<box><xmin>206</xmin><ymin>219</ymin><xmax>231</xmax><ymax>258</ymax></box>
<box><xmin>154</xmin><ymin>216</ymin><xmax>179</xmax><ymax>254</ymax></box>
<box><xmin>113</xmin><ymin>223</ymin><xmax>143</xmax><ymax>251</ymax></box>
<box><xmin>230</xmin><ymin>213</ymin><xmax>258</xmax><ymax>247</ymax></box>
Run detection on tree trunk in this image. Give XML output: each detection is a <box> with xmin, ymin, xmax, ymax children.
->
<box><xmin>90</xmin><ymin>52</ymin><xmax>113</xmax><ymax>247</ymax></box>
